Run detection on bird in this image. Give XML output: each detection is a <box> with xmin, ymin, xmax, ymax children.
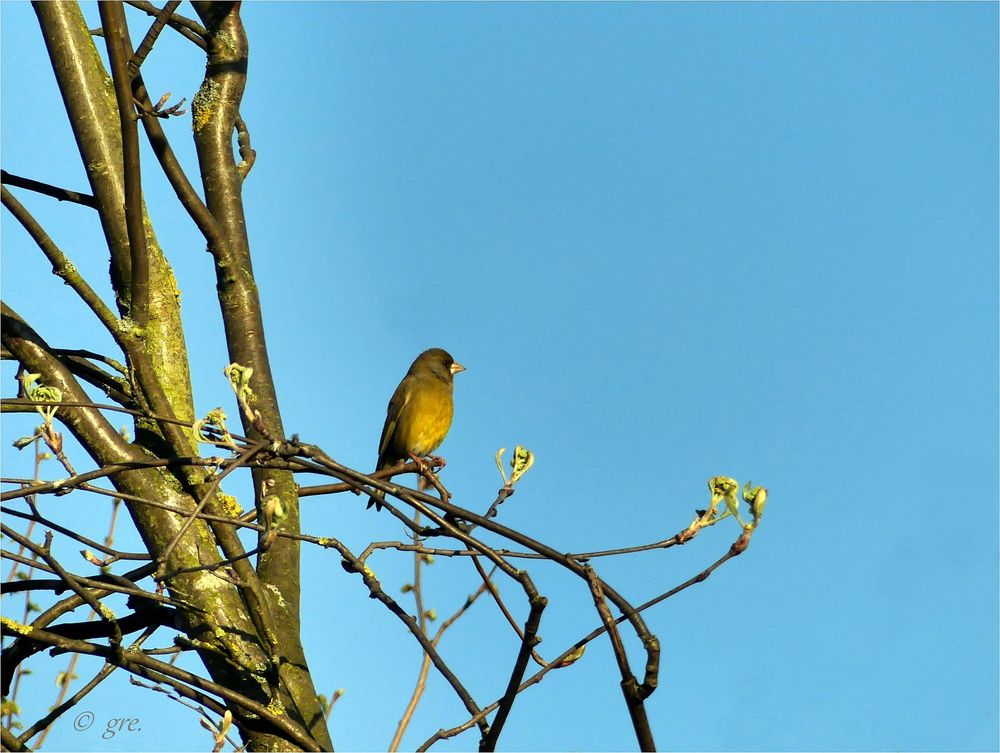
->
<box><xmin>368</xmin><ymin>348</ymin><xmax>465</xmax><ymax>510</ymax></box>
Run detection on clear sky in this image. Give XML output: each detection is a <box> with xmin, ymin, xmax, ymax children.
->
<box><xmin>2</xmin><ymin>2</ymin><xmax>998</xmax><ymax>752</ymax></box>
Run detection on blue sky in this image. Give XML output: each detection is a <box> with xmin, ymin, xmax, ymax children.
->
<box><xmin>2</xmin><ymin>2</ymin><xmax>998</xmax><ymax>751</ymax></box>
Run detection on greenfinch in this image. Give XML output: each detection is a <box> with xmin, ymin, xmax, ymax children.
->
<box><xmin>368</xmin><ymin>348</ymin><xmax>465</xmax><ymax>510</ymax></box>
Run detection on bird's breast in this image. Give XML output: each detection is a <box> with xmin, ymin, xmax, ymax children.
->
<box><xmin>398</xmin><ymin>384</ymin><xmax>454</xmax><ymax>456</ymax></box>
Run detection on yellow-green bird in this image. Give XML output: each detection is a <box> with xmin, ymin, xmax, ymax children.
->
<box><xmin>368</xmin><ymin>348</ymin><xmax>466</xmax><ymax>510</ymax></box>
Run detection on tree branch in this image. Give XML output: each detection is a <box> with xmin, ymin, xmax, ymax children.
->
<box><xmin>98</xmin><ymin>1</ymin><xmax>148</xmax><ymax>328</ymax></box>
<box><xmin>1</xmin><ymin>186</ymin><xmax>120</xmax><ymax>337</ymax></box>
<box><xmin>187</xmin><ymin>5</ymin><xmax>329</xmax><ymax>745</ymax></box>
<box><xmin>479</xmin><ymin>586</ymin><xmax>546</xmax><ymax>751</ymax></box>
<box><xmin>124</xmin><ymin>0</ymin><xmax>207</xmax><ymax>48</ymax></box>
<box><xmin>34</xmin><ymin>1</ymin><xmax>199</xmax><ymax>466</ymax></box>
<box><xmin>389</xmin><ymin>575</ymin><xmax>493</xmax><ymax>751</ymax></box>
<box><xmin>418</xmin><ymin>539</ymin><xmax>749</xmax><ymax>751</ymax></box>
<box><xmin>127</xmin><ymin>0</ymin><xmax>182</xmax><ymax>72</ymax></box>
<box><xmin>18</xmin><ymin>663</ymin><xmax>116</xmax><ymax>746</ymax></box>
<box><xmin>0</xmin><ymin>170</ymin><xmax>97</xmax><ymax>208</ymax></box>
<box><xmin>585</xmin><ymin>566</ymin><xmax>655</xmax><ymax>752</ymax></box>
<box><xmin>0</xmin><ymin>623</ymin><xmax>322</xmax><ymax>752</ymax></box>
<box><xmin>333</xmin><ymin>536</ymin><xmax>488</xmax><ymax>738</ymax></box>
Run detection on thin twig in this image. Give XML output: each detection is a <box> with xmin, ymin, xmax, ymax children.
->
<box><xmin>2</xmin><ymin>507</ymin><xmax>149</xmax><ymax>562</ymax></box>
<box><xmin>479</xmin><ymin>584</ymin><xmax>546</xmax><ymax>751</ymax></box>
<box><xmin>235</xmin><ymin>115</ymin><xmax>256</xmax><ymax>180</ymax></box>
<box><xmin>293</xmin><ymin>442</ymin><xmax>662</xmax><ymax>697</ymax></box>
<box><xmin>332</xmin><ymin>536</ymin><xmax>488</xmax><ymax>737</ymax></box>
<box><xmin>4</xmin><ymin>527</ymin><xmax>123</xmax><ymax>648</ymax></box>
<box><xmin>159</xmin><ymin>442</ymin><xmax>265</xmax><ymax>565</ymax></box>
<box><xmin>470</xmin><ymin>556</ymin><xmax>547</xmax><ymax>667</ymax></box>
<box><xmin>417</xmin><ymin>540</ymin><xmax>747</xmax><ymax>751</ymax></box>
<box><xmin>389</xmin><ymin>575</ymin><xmax>493</xmax><ymax>751</ymax></box>
<box><xmin>1</xmin><ymin>187</ymin><xmax>120</xmax><ymax>335</ymax></box>
<box><xmin>129</xmin><ymin>676</ymin><xmax>241</xmax><ymax>750</ymax></box>
<box><xmin>1</xmin><ymin>397</ymin><xmax>216</xmax><ymax>432</ymax></box>
<box><xmin>3</xmin><ymin>449</ymin><xmax>46</xmax><ymax>732</ymax></box>
<box><xmin>585</xmin><ymin>566</ymin><xmax>655</xmax><ymax>752</ymax></box>
<box><xmin>0</xmin><ymin>624</ymin><xmax>322</xmax><ymax>752</ymax></box>
<box><xmin>52</xmin><ymin>349</ymin><xmax>127</xmax><ymax>375</ymax></box>
<box><xmin>53</xmin><ymin>353</ymin><xmax>132</xmax><ymax>406</ymax></box>
<box><xmin>0</xmin><ymin>457</ymin><xmax>225</xmax><ymax>503</ymax></box>
<box><xmin>128</xmin><ymin>0</ymin><xmax>182</xmax><ymax>72</ymax></box>
<box><xmin>20</xmin><ymin>615</ymin><xmax>157</xmax><ymax>748</ymax></box>
<box><xmin>124</xmin><ymin>0</ymin><xmax>207</xmax><ymax>47</ymax></box>
<box><xmin>0</xmin><ymin>170</ymin><xmax>97</xmax><ymax>208</ymax></box>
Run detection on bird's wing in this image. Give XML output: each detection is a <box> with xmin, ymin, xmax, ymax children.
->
<box><xmin>376</xmin><ymin>378</ymin><xmax>412</xmax><ymax>468</ymax></box>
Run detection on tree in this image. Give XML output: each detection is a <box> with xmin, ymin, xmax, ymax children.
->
<box><xmin>1</xmin><ymin>3</ymin><xmax>766</xmax><ymax>751</ymax></box>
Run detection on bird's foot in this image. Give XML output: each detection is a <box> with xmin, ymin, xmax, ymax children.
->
<box><xmin>409</xmin><ymin>454</ymin><xmax>446</xmax><ymax>473</ymax></box>
<box><xmin>410</xmin><ymin>454</ymin><xmax>451</xmax><ymax>501</ymax></box>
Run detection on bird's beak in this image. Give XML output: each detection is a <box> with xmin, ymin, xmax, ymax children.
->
<box><xmin>450</xmin><ymin>361</ymin><xmax>466</xmax><ymax>375</ymax></box>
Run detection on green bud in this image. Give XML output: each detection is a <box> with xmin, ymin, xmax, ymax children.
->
<box><xmin>748</xmin><ymin>485</ymin><xmax>768</xmax><ymax>522</ymax></box>
<box><xmin>510</xmin><ymin>446</ymin><xmax>535</xmax><ymax>484</ymax></box>
<box><xmin>495</xmin><ymin>447</ymin><xmax>508</xmax><ymax>484</ymax></box>
<box><xmin>556</xmin><ymin>644</ymin><xmax>586</xmax><ymax>667</ymax></box>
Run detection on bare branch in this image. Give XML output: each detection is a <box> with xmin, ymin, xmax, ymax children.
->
<box><xmin>418</xmin><ymin>538</ymin><xmax>750</xmax><ymax>751</ymax></box>
<box><xmin>2</xmin><ymin>506</ymin><xmax>149</xmax><ymax>563</ymax></box>
<box><xmin>1</xmin><ymin>726</ymin><xmax>30</xmax><ymax>752</ymax></box>
<box><xmin>0</xmin><ymin>170</ymin><xmax>97</xmax><ymax>208</ymax></box>
<box><xmin>128</xmin><ymin>0</ymin><xmax>182</xmax><ymax>72</ymax></box>
<box><xmin>586</xmin><ymin>566</ymin><xmax>656</xmax><ymax>752</ymax></box>
<box><xmin>1</xmin><ymin>187</ymin><xmax>120</xmax><ymax>336</ymax></box>
<box><xmin>19</xmin><ymin>663</ymin><xmax>115</xmax><ymax>746</ymax></box>
<box><xmin>0</xmin><ymin>623</ymin><xmax>322</xmax><ymax>752</ymax></box>
<box><xmin>389</xmin><ymin>575</ymin><xmax>493</xmax><ymax>751</ymax></box>
<box><xmin>333</xmin><ymin>536</ymin><xmax>488</xmax><ymax>737</ymax></box>
<box><xmin>158</xmin><ymin>441</ymin><xmax>266</xmax><ymax>565</ymax></box>
<box><xmin>124</xmin><ymin>0</ymin><xmax>207</xmax><ymax>48</ymax></box>
<box><xmin>480</xmin><ymin>584</ymin><xmax>546</xmax><ymax>751</ymax></box>
<box><xmin>98</xmin><ymin>1</ymin><xmax>148</xmax><ymax>330</ymax></box>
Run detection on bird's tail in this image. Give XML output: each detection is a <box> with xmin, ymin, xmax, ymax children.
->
<box><xmin>367</xmin><ymin>488</ymin><xmax>385</xmax><ymax>512</ymax></box>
